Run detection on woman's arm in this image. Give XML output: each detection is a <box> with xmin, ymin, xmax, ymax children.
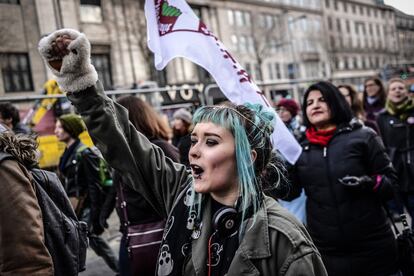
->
<box><xmin>365</xmin><ymin>132</ymin><xmax>397</xmax><ymax>200</ymax></box>
<box><xmin>38</xmin><ymin>29</ymin><xmax>190</xmax><ymax>216</ymax></box>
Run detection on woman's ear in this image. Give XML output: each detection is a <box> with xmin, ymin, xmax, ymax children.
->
<box><xmin>251</xmin><ymin>149</ymin><xmax>257</xmax><ymax>163</ymax></box>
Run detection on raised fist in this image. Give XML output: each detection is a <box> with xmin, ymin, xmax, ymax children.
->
<box><xmin>38</xmin><ymin>29</ymin><xmax>98</xmax><ymax>93</ymax></box>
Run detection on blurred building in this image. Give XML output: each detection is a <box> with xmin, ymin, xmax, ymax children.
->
<box><xmin>0</xmin><ymin>0</ymin><xmax>413</xmax><ymax>97</ymax></box>
<box><xmin>395</xmin><ymin>9</ymin><xmax>414</xmax><ymax>65</ymax></box>
<box><xmin>324</xmin><ymin>0</ymin><xmax>399</xmax><ymax>83</ymax></box>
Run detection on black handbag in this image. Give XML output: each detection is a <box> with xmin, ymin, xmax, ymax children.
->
<box><xmin>118</xmin><ymin>182</ymin><xmax>165</xmax><ymax>275</ymax></box>
<box><xmin>384</xmin><ymin>203</ymin><xmax>414</xmax><ymax>276</ymax></box>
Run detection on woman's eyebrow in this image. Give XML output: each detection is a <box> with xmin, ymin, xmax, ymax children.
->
<box><xmin>204</xmin><ymin>132</ymin><xmax>222</xmax><ymax>139</ymax></box>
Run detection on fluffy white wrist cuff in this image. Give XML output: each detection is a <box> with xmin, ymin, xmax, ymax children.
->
<box><xmin>38</xmin><ymin>28</ymin><xmax>98</xmax><ymax>93</ymax></box>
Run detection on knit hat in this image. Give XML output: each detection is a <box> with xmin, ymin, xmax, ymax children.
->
<box><xmin>58</xmin><ymin>114</ymin><xmax>86</xmax><ymax>138</ymax></box>
<box><xmin>173</xmin><ymin>108</ymin><xmax>192</xmax><ymax>124</ymax></box>
<box><xmin>276</xmin><ymin>99</ymin><xmax>300</xmax><ymax>117</ymax></box>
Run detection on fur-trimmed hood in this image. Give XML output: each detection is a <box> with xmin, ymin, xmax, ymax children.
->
<box><xmin>0</xmin><ymin>132</ymin><xmax>39</xmax><ymax>168</ymax></box>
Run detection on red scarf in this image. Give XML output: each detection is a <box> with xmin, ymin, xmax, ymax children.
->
<box><xmin>305</xmin><ymin>127</ymin><xmax>337</xmax><ymax>147</ymax></box>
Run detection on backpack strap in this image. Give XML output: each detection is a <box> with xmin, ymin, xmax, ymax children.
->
<box><xmin>75</xmin><ymin>144</ymin><xmax>89</xmax><ymax>158</ymax></box>
<box><xmin>74</xmin><ymin>144</ymin><xmax>89</xmax><ymax>197</ymax></box>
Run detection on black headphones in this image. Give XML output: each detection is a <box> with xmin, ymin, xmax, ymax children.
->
<box><xmin>212</xmin><ymin>207</ymin><xmax>240</xmax><ymax>238</ymax></box>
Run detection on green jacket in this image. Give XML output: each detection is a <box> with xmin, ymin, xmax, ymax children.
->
<box><xmin>68</xmin><ymin>81</ymin><xmax>327</xmax><ymax>276</ymax></box>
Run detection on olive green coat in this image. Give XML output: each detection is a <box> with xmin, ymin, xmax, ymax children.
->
<box><xmin>68</xmin><ymin>81</ymin><xmax>327</xmax><ymax>276</ymax></box>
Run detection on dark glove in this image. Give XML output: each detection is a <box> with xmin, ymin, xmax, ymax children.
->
<box><xmin>92</xmin><ymin>220</ymin><xmax>105</xmax><ymax>235</ymax></box>
<box><xmin>338</xmin><ymin>175</ymin><xmax>375</xmax><ymax>191</ymax></box>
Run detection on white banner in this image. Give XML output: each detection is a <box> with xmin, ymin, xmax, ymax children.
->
<box><xmin>145</xmin><ymin>0</ymin><xmax>302</xmax><ymax>164</ymax></box>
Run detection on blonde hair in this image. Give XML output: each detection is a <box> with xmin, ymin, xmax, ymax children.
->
<box><xmin>387</xmin><ymin>78</ymin><xmax>407</xmax><ymax>92</ymax></box>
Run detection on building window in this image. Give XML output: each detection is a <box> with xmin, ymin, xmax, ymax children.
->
<box><xmin>275</xmin><ymin>63</ymin><xmax>281</xmax><ymax>79</ymax></box>
<box><xmin>91</xmin><ymin>54</ymin><xmax>112</xmax><ymax>90</ymax></box>
<box><xmin>353</xmin><ymin>57</ymin><xmax>358</xmax><ymax>69</ymax></box>
<box><xmin>80</xmin><ymin>0</ymin><xmax>102</xmax><ymax>23</ymax></box>
<box><xmin>325</xmin><ymin>0</ymin><xmax>329</xmax><ymax>8</ymax></box>
<box><xmin>343</xmin><ymin>2</ymin><xmax>347</xmax><ymax>12</ymax></box>
<box><xmin>327</xmin><ymin>16</ymin><xmax>332</xmax><ymax>30</ymax></box>
<box><xmin>367</xmin><ymin>7</ymin><xmax>371</xmax><ymax>17</ymax></box>
<box><xmin>330</xmin><ymin>35</ymin><xmax>335</xmax><ymax>48</ymax></box>
<box><xmin>254</xmin><ymin>63</ymin><xmax>262</xmax><ymax>81</ymax></box>
<box><xmin>0</xmin><ymin>0</ymin><xmax>20</xmax><ymax>4</ymax></box>
<box><xmin>333</xmin><ymin>0</ymin><xmax>337</xmax><ymax>10</ymax></box>
<box><xmin>234</xmin><ymin>10</ymin><xmax>251</xmax><ymax>27</ymax></box>
<box><xmin>267</xmin><ymin>63</ymin><xmax>274</xmax><ymax>80</ymax></box>
<box><xmin>359</xmin><ymin>6</ymin><xmax>363</xmax><ymax>15</ymax></box>
<box><xmin>352</xmin><ymin>4</ymin><xmax>356</xmax><ymax>14</ymax></box>
<box><xmin>336</xmin><ymin>19</ymin><xmax>341</xmax><ymax>32</ymax></box>
<box><xmin>1</xmin><ymin>53</ymin><xmax>33</xmax><ymax>92</ymax></box>
<box><xmin>346</xmin><ymin>20</ymin><xmax>350</xmax><ymax>33</ymax></box>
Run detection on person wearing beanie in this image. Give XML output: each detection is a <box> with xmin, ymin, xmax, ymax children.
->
<box><xmin>58</xmin><ymin>113</ymin><xmax>86</xmax><ymax>139</ymax></box>
<box><xmin>55</xmin><ymin>114</ymin><xmax>119</xmax><ymax>273</ymax></box>
<box><xmin>172</xmin><ymin>108</ymin><xmax>192</xmax><ymax>167</ymax></box>
<box><xmin>173</xmin><ymin>108</ymin><xmax>192</xmax><ymax>125</ymax></box>
<box><xmin>276</xmin><ymin>98</ymin><xmax>305</xmax><ymax>142</ymax></box>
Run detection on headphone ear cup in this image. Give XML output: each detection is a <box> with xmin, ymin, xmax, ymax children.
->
<box><xmin>212</xmin><ymin>207</ymin><xmax>238</xmax><ymax>238</ymax></box>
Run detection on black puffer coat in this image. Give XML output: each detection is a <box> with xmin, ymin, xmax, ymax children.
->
<box><xmin>290</xmin><ymin>122</ymin><xmax>398</xmax><ymax>276</ymax></box>
<box><xmin>377</xmin><ymin>108</ymin><xmax>414</xmax><ymax>192</ymax></box>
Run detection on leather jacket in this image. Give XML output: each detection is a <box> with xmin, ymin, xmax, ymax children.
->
<box><xmin>58</xmin><ymin>140</ymin><xmax>104</xmax><ymax>229</ymax></box>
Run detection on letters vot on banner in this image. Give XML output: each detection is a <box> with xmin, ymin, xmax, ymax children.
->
<box><xmin>145</xmin><ymin>0</ymin><xmax>302</xmax><ymax>164</ymax></box>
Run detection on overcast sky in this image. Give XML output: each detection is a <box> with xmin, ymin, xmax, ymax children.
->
<box><xmin>384</xmin><ymin>0</ymin><xmax>414</xmax><ymax>16</ymax></box>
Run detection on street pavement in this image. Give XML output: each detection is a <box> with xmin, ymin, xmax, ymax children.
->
<box><xmin>80</xmin><ymin>212</ymin><xmax>121</xmax><ymax>276</ymax></box>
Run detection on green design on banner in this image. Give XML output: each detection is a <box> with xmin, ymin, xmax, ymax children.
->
<box><xmin>162</xmin><ymin>2</ymin><xmax>182</xmax><ymax>17</ymax></box>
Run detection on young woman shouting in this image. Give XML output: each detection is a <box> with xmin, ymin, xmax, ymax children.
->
<box><xmin>38</xmin><ymin>28</ymin><xmax>326</xmax><ymax>276</ymax></box>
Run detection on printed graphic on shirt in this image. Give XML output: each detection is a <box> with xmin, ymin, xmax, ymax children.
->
<box><xmin>158</xmin><ymin>244</ymin><xmax>174</xmax><ymax>275</ymax></box>
<box><xmin>208</xmin><ymin>242</ymin><xmax>223</xmax><ymax>267</ymax></box>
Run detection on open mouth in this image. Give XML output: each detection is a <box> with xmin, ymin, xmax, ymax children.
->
<box><xmin>190</xmin><ymin>164</ymin><xmax>204</xmax><ymax>180</ymax></box>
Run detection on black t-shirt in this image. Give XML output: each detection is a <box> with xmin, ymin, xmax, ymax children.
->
<box><xmin>207</xmin><ymin>199</ymin><xmax>239</xmax><ymax>276</ymax></box>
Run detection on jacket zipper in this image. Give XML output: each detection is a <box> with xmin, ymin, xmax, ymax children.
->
<box><xmin>323</xmin><ymin>135</ymin><xmax>346</xmax><ymax>247</ymax></box>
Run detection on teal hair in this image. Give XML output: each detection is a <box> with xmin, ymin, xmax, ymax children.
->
<box><xmin>191</xmin><ymin>103</ymin><xmax>276</xmax><ymax>236</ymax></box>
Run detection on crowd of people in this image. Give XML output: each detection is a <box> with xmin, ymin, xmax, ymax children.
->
<box><xmin>1</xmin><ymin>28</ymin><xmax>414</xmax><ymax>276</ymax></box>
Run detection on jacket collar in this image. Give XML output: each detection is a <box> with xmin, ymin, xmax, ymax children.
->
<box><xmin>238</xmin><ymin>197</ymin><xmax>271</xmax><ymax>259</ymax></box>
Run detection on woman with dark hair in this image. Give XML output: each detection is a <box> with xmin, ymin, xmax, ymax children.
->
<box><xmin>363</xmin><ymin>77</ymin><xmax>386</xmax><ymax>122</ymax></box>
<box><xmin>38</xmin><ymin>29</ymin><xmax>327</xmax><ymax>276</ymax></box>
<box><xmin>286</xmin><ymin>81</ymin><xmax>399</xmax><ymax>276</ymax></box>
<box><xmin>102</xmin><ymin>95</ymin><xmax>180</xmax><ymax>275</ymax></box>
<box><xmin>337</xmin><ymin>84</ymin><xmax>364</xmax><ymax>119</ymax></box>
<box><xmin>377</xmin><ymin>78</ymin><xmax>414</xmax><ymax>228</ymax></box>
<box><xmin>338</xmin><ymin>84</ymin><xmax>379</xmax><ymax>132</ymax></box>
